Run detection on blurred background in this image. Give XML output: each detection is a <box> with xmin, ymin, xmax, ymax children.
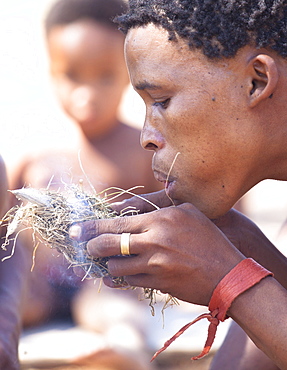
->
<box><xmin>1</xmin><ymin>1</ymin><xmax>287</xmax><ymax>368</ymax></box>
<box><xmin>0</xmin><ymin>0</ymin><xmax>144</xmax><ymax>173</ymax></box>
<box><xmin>0</xmin><ymin>0</ymin><xmax>73</xmax><ymax>170</ymax></box>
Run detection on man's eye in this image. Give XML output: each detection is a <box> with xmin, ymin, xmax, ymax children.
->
<box><xmin>153</xmin><ymin>98</ymin><xmax>170</xmax><ymax>109</ymax></box>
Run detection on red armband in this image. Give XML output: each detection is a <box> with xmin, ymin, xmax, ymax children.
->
<box><xmin>151</xmin><ymin>258</ymin><xmax>273</xmax><ymax>362</ymax></box>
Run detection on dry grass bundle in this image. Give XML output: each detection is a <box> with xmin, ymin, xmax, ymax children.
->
<box><xmin>1</xmin><ymin>184</ymin><xmax>177</xmax><ymax>313</ymax></box>
<box><xmin>1</xmin><ymin>185</ymin><xmax>126</xmax><ymax>283</ymax></box>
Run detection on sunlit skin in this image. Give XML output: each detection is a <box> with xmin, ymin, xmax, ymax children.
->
<box><xmin>66</xmin><ymin>20</ymin><xmax>287</xmax><ymax>368</ymax></box>
<box><xmin>125</xmin><ymin>24</ymin><xmax>287</xmax><ymax>218</ymax></box>
<box><xmin>47</xmin><ymin>20</ymin><xmax>129</xmax><ymax>139</ymax></box>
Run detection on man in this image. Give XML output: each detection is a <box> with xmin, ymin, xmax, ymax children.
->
<box><xmin>69</xmin><ymin>1</ymin><xmax>287</xmax><ymax>368</ymax></box>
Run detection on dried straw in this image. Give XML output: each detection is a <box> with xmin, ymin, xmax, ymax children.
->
<box><xmin>1</xmin><ymin>185</ymin><xmax>177</xmax><ymax>311</ymax></box>
<box><xmin>1</xmin><ymin>185</ymin><xmax>125</xmax><ymax>283</ymax></box>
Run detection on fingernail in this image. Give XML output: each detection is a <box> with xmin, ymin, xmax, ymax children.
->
<box><xmin>69</xmin><ymin>225</ymin><xmax>82</xmax><ymax>240</ymax></box>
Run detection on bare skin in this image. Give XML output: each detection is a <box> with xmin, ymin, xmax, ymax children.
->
<box><xmin>69</xmin><ymin>24</ymin><xmax>287</xmax><ymax>368</ymax></box>
<box><xmin>71</xmin><ymin>194</ymin><xmax>287</xmax><ymax>369</ymax></box>
<box><xmin>210</xmin><ymin>321</ymin><xmax>280</xmax><ymax>370</ymax></box>
<box><xmin>0</xmin><ymin>156</ymin><xmax>29</xmax><ymax>369</ymax></box>
<box><xmin>124</xmin><ymin>26</ymin><xmax>287</xmax><ymax>219</ymax></box>
<box><xmin>11</xmin><ymin>21</ymin><xmax>161</xmax><ymax>328</ymax></box>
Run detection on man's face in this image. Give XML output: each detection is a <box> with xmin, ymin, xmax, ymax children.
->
<box><xmin>125</xmin><ymin>24</ymin><xmax>262</xmax><ymax>218</ymax></box>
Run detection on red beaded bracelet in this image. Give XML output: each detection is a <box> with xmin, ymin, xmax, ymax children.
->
<box><xmin>151</xmin><ymin>258</ymin><xmax>273</xmax><ymax>362</ymax></box>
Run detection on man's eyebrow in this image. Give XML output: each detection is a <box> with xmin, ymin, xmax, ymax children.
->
<box><xmin>134</xmin><ymin>81</ymin><xmax>161</xmax><ymax>90</ymax></box>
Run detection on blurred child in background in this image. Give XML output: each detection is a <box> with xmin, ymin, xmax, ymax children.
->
<box><xmin>10</xmin><ymin>0</ymin><xmax>161</xmax><ymax>367</ymax></box>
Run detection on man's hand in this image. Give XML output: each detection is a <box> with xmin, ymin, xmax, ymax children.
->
<box><xmin>111</xmin><ymin>189</ymin><xmax>172</xmax><ymax>215</ymax></box>
<box><xmin>70</xmin><ymin>203</ymin><xmax>244</xmax><ymax>306</ymax></box>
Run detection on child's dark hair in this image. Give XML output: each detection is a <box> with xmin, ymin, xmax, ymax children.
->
<box><xmin>45</xmin><ymin>0</ymin><xmax>128</xmax><ymax>35</ymax></box>
<box><xmin>116</xmin><ymin>0</ymin><xmax>287</xmax><ymax>59</ymax></box>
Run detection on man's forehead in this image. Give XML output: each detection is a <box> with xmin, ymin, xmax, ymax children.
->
<box><xmin>127</xmin><ymin>31</ymin><xmax>210</xmax><ymax>87</ymax></box>
<box><xmin>124</xmin><ymin>25</ymin><xmax>222</xmax><ymax>79</ymax></box>
<box><xmin>125</xmin><ymin>23</ymin><xmax>189</xmax><ymax>56</ymax></box>
<box><xmin>126</xmin><ymin>23</ymin><xmax>168</xmax><ymax>41</ymax></box>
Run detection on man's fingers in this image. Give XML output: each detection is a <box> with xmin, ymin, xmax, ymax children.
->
<box><xmin>102</xmin><ymin>275</ymin><xmax>128</xmax><ymax>288</ymax></box>
<box><xmin>108</xmin><ymin>255</ymin><xmax>140</xmax><ymax>276</ymax></box>
<box><xmin>87</xmin><ymin>233</ymin><xmax>142</xmax><ymax>258</ymax></box>
<box><xmin>69</xmin><ymin>221</ymin><xmax>98</xmax><ymax>241</ymax></box>
<box><xmin>69</xmin><ymin>214</ymin><xmax>142</xmax><ymax>242</ymax></box>
<box><xmin>111</xmin><ymin>190</ymin><xmax>171</xmax><ymax>214</ymax></box>
<box><xmin>69</xmin><ymin>208</ymin><xmax>159</xmax><ymax>242</ymax></box>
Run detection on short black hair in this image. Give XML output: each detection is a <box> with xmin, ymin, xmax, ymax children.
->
<box><xmin>45</xmin><ymin>0</ymin><xmax>128</xmax><ymax>35</ymax></box>
<box><xmin>116</xmin><ymin>0</ymin><xmax>287</xmax><ymax>59</ymax></box>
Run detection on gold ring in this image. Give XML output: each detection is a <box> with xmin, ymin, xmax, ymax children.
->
<box><xmin>120</xmin><ymin>233</ymin><xmax>131</xmax><ymax>256</ymax></box>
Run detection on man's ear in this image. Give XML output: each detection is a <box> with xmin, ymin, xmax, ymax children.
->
<box><xmin>248</xmin><ymin>54</ymin><xmax>278</xmax><ymax>108</ymax></box>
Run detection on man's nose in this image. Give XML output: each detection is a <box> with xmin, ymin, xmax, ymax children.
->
<box><xmin>140</xmin><ymin>121</ymin><xmax>165</xmax><ymax>151</ymax></box>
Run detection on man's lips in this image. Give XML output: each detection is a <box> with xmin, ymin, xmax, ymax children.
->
<box><xmin>153</xmin><ymin>169</ymin><xmax>175</xmax><ymax>186</ymax></box>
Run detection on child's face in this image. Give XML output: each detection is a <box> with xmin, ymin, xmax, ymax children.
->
<box><xmin>125</xmin><ymin>24</ymin><xmax>265</xmax><ymax>218</ymax></box>
<box><xmin>47</xmin><ymin>20</ymin><xmax>129</xmax><ymax>139</ymax></box>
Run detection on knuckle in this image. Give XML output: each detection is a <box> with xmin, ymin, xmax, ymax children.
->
<box><xmin>113</xmin><ymin>217</ymin><xmax>130</xmax><ymax>234</ymax></box>
<box><xmin>147</xmin><ymin>253</ymin><xmax>163</xmax><ymax>269</ymax></box>
<box><xmin>74</xmin><ymin>220</ymin><xmax>99</xmax><ymax>241</ymax></box>
<box><xmin>97</xmin><ymin>216</ymin><xmax>132</xmax><ymax>235</ymax></box>
<box><xmin>158</xmin><ymin>204</ymin><xmax>194</xmax><ymax>224</ymax></box>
